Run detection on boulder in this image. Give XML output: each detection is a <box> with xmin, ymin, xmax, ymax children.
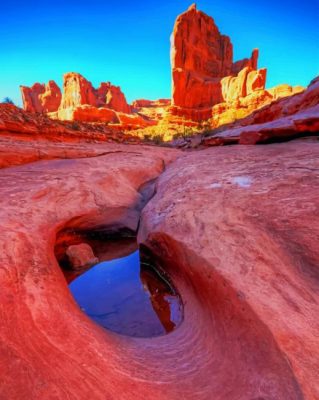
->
<box><xmin>66</xmin><ymin>243</ymin><xmax>99</xmax><ymax>270</ymax></box>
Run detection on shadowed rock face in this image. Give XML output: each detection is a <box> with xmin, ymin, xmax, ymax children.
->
<box><xmin>0</xmin><ymin>138</ymin><xmax>318</xmax><ymax>399</ymax></box>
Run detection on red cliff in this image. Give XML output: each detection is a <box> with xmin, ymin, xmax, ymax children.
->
<box><xmin>171</xmin><ymin>3</ymin><xmax>262</xmax><ymax>112</ymax></box>
<box><xmin>170</xmin><ymin>4</ymin><xmax>302</xmax><ymax>124</ymax></box>
<box><xmin>20</xmin><ymin>81</ymin><xmax>62</xmax><ymax>113</ymax></box>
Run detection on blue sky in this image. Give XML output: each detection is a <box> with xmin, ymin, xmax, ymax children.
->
<box><xmin>1</xmin><ymin>0</ymin><xmax>318</xmax><ymax>106</ymax></box>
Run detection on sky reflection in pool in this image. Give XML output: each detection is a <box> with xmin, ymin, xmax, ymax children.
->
<box><xmin>69</xmin><ymin>250</ymin><xmax>183</xmax><ymax>338</ymax></box>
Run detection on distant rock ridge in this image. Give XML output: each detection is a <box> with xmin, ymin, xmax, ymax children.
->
<box><xmin>20</xmin><ymin>5</ymin><xmax>305</xmax><ymax>130</ymax></box>
<box><xmin>20</xmin><ymin>81</ymin><xmax>62</xmax><ymax>113</ymax></box>
<box><xmin>21</xmin><ymin>72</ymin><xmax>132</xmax><ymax>121</ymax></box>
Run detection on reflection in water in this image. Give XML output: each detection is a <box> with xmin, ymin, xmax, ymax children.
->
<box><xmin>68</xmin><ymin>250</ymin><xmax>183</xmax><ymax>338</ymax></box>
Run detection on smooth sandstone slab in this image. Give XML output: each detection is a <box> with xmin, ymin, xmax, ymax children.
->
<box><xmin>0</xmin><ymin>140</ymin><xmax>318</xmax><ymax>399</ymax></box>
<box><xmin>0</xmin><ymin>144</ymin><xmax>180</xmax><ymax>400</ymax></box>
<box><xmin>139</xmin><ymin>141</ymin><xmax>319</xmax><ymax>400</ymax></box>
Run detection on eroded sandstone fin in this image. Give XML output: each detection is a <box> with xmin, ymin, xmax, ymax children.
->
<box><xmin>170</xmin><ymin>6</ymin><xmax>267</xmax><ymax>120</ymax></box>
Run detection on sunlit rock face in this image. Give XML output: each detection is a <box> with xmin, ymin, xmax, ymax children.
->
<box><xmin>57</xmin><ymin>73</ymin><xmax>132</xmax><ymax>121</ymax></box>
<box><xmin>20</xmin><ymin>81</ymin><xmax>62</xmax><ymax>113</ymax></box>
<box><xmin>20</xmin><ymin>73</ymin><xmax>132</xmax><ymax>122</ymax></box>
<box><xmin>170</xmin><ymin>4</ymin><xmax>303</xmax><ymax>123</ymax></box>
<box><xmin>171</xmin><ymin>4</ymin><xmax>232</xmax><ymax>111</ymax></box>
<box><xmin>170</xmin><ymin>4</ymin><xmax>261</xmax><ymax>110</ymax></box>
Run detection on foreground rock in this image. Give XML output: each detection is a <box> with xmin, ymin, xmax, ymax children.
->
<box><xmin>0</xmin><ymin>144</ymin><xmax>180</xmax><ymax>399</ymax></box>
<box><xmin>0</xmin><ymin>102</ymin><xmax>142</xmax><ymax>166</ymax></box>
<box><xmin>139</xmin><ymin>141</ymin><xmax>319</xmax><ymax>400</ymax></box>
<box><xmin>0</xmin><ymin>137</ymin><xmax>318</xmax><ymax>399</ymax></box>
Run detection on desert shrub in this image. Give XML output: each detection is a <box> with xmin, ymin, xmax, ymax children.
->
<box><xmin>2</xmin><ymin>97</ymin><xmax>14</xmax><ymax>105</ymax></box>
<box><xmin>70</xmin><ymin>121</ymin><xmax>80</xmax><ymax>131</ymax></box>
<box><xmin>172</xmin><ymin>132</ymin><xmax>182</xmax><ymax>140</ymax></box>
<box><xmin>182</xmin><ymin>126</ymin><xmax>196</xmax><ymax>138</ymax></box>
<box><xmin>152</xmin><ymin>134</ymin><xmax>164</xmax><ymax>145</ymax></box>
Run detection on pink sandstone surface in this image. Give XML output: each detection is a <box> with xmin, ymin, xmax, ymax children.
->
<box><xmin>0</xmin><ymin>136</ymin><xmax>318</xmax><ymax>399</ymax></box>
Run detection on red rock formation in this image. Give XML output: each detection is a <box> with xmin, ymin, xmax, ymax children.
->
<box><xmin>221</xmin><ymin>67</ymin><xmax>267</xmax><ymax>102</ymax></box>
<box><xmin>20</xmin><ymin>81</ymin><xmax>62</xmax><ymax>113</ymax></box>
<box><xmin>268</xmin><ymin>84</ymin><xmax>304</xmax><ymax>100</ymax></box>
<box><xmin>21</xmin><ymin>73</ymin><xmax>132</xmax><ymax>122</ymax></box>
<box><xmin>59</xmin><ymin>72</ymin><xmax>97</xmax><ymax>110</ymax></box>
<box><xmin>203</xmin><ymin>77</ymin><xmax>318</xmax><ymax>145</ymax></box>
<box><xmin>0</xmin><ymin>103</ymin><xmax>141</xmax><ymax>165</ymax></box>
<box><xmin>97</xmin><ymin>82</ymin><xmax>131</xmax><ymax>113</ymax></box>
<box><xmin>170</xmin><ymin>4</ymin><xmax>261</xmax><ymax>114</ymax></box>
<box><xmin>231</xmin><ymin>49</ymin><xmax>259</xmax><ymax>75</ymax></box>
<box><xmin>116</xmin><ymin>112</ymin><xmax>157</xmax><ymax>129</ymax></box>
<box><xmin>171</xmin><ymin>4</ymin><xmax>231</xmax><ymax>110</ymax></box>
<box><xmin>71</xmin><ymin>105</ymin><xmax>119</xmax><ymax>123</ymax></box>
<box><xmin>169</xmin><ymin>5</ymin><xmax>305</xmax><ymax>127</ymax></box>
<box><xmin>57</xmin><ymin>73</ymin><xmax>132</xmax><ymax>121</ymax></box>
